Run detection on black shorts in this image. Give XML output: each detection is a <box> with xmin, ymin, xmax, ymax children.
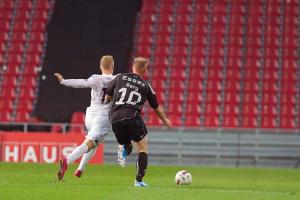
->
<box><xmin>112</xmin><ymin>117</ymin><xmax>148</xmax><ymax>145</ymax></box>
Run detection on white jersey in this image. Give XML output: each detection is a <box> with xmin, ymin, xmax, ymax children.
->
<box><xmin>61</xmin><ymin>74</ymin><xmax>116</xmax><ymax>114</ymax></box>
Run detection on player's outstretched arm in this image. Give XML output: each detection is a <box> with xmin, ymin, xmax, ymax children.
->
<box><xmin>153</xmin><ymin>105</ymin><xmax>172</xmax><ymax>128</ymax></box>
<box><xmin>54</xmin><ymin>73</ymin><xmax>97</xmax><ymax>88</ymax></box>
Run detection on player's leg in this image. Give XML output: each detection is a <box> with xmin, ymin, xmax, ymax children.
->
<box><xmin>112</xmin><ymin>120</ymin><xmax>131</xmax><ymax>167</ymax></box>
<box><xmin>57</xmin><ymin>113</ymin><xmax>95</xmax><ymax>180</ymax></box>
<box><xmin>66</xmin><ymin>138</ymin><xmax>95</xmax><ymax>164</ymax></box>
<box><xmin>129</xmin><ymin>118</ymin><xmax>149</xmax><ymax>186</ymax></box>
<box><xmin>75</xmin><ymin>147</ymin><xmax>97</xmax><ymax>177</ymax></box>
<box><xmin>117</xmin><ymin>142</ymin><xmax>133</xmax><ymax>167</ymax></box>
<box><xmin>57</xmin><ymin>138</ymin><xmax>95</xmax><ymax>180</ymax></box>
<box><xmin>57</xmin><ymin>108</ymin><xmax>95</xmax><ymax>180</ymax></box>
<box><xmin>75</xmin><ymin>115</ymin><xmax>109</xmax><ymax>176</ymax></box>
<box><xmin>134</xmin><ymin>137</ymin><xmax>148</xmax><ymax>186</ymax></box>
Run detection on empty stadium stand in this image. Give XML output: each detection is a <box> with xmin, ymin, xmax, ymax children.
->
<box><xmin>0</xmin><ymin>0</ymin><xmax>54</xmax><ymax>122</ymax></box>
<box><xmin>133</xmin><ymin>0</ymin><xmax>299</xmax><ymax>129</ymax></box>
<box><xmin>0</xmin><ymin>0</ymin><xmax>299</xmax><ymax>131</ymax></box>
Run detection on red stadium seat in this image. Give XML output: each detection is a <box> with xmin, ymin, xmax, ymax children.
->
<box><xmin>1</xmin><ymin>0</ymin><xmax>14</xmax><ymax>9</ymax></box>
<box><xmin>169</xmin><ymin>80</ymin><xmax>184</xmax><ymax>91</ymax></box>
<box><xmin>8</xmin><ymin>43</ymin><xmax>24</xmax><ymax>53</ymax></box>
<box><xmin>19</xmin><ymin>0</ymin><xmax>32</xmax><ymax>10</ymax></box>
<box><xmin>0</xmin><ymin>9</ymin><xmax>12</xmax><ymax>20</ymax></box>
<box><xmin>23</xmin><ymin>66</ymin><xmax>39</xmax><ymax>75</ymax></box>
<box><xmin>25</xmin><ymin>54</ymin><xmax>41</xmax><ymax>66</ymax></box>
<box><xmin>20</xmin><ymin>76</ymin><xmax>37</xmax><ymax>88</ymax></box>
<box><xmin>7</xmin><ymin>53</ymin><xmax>22</xmax><ymax>65</ymax></box>
<box><xmin>31</xmin><ymin>21</ymin><xmax>46</xmax><ymax>31</ymax></box>
<box><xmin>223</xmin><ymin>115</ymin><xmax>239</xmax><ymax>127</ymax></box>
<box><xmin>51</xmin><ymin>124</ymin><xmax>63</xmax><ymax>133</ymax></box>
<box><xmin>15</xmin><ymin>112</ymin><xmax>29</xmax><ymax>122</ymax></box>
<box><xmin>2</xmin><ymin>76</ymin><xmax>17</xmax><ymax>87</ymax></box>
<box><xmin>204</xmin><ymin>115</ymin><xmax>219</xmax><ymax>127</ymax></box>
<box><xmin>16</xmin><ymin>100</ymin><xmax>33</xmax><ymax>112</ymax></box>
<box><xmin>0</xmin><ymin>32</ymin><xmax>8</xmax><ymax>43</ymax></box>
<box><xmin>27</xmin><ymin>43</ymin><xmax>42</xmax><ymax>53</ymax></box>
<box><xmin>15</xmin><ymin>10</ymin><xmax>30</xmax><ymax>20</ymax></box>
<box><xmin>0</xmin><ymin>100</ymin><xmax>13</xmax><ymax>111</ymax></box>
<box><xmin>168</xmin><ymin>104</ymin><xmax>182</xmax><ymax>115</ymax></box>
<box><xmin>33</xmin><ymin>10</ymin><xmax>48</xmax><ymax>21</ymax></box>
<box><xmin>19</xmin><ymin>89</ymin><xmax>35</xmax><ymax>100</ymax></box>
<box><xmin>68</xmin><ymin>112</ymin><xmax>86</xmax><ymax>133</ymax></box>
<box><xmin>261</xmin><ymin>117</ymin><xmax>277</xmax><ymax>128</ymax></box>
<box><xmin>147</xmin><ymin>113</ymin><xmax>161</xmax><ymax>126</ymax></box>
<box><xmin>0</xmin><ymin>21</ymin><xmax>9</xmax><ymax>31</ymax></box>
<box><xmin>35</xmin><ymin>0</ymin><xmax>51</xmax><ymax>10</ymax></box>
<box><xmin>0</xmin><ymin>88</ymin><xmax>15</xmax><ymax>98</ymax></box>
<box><xmin>29</xmin><ymin>32</ymin><xmax>45</xmax><ymax>43</ymax></box>
<box><xmin>186</xmin><ymin>114</ymin><xmax>201</xmax><ymax>126</ymax></box>
<box><xmin>186</xmin><ymin>103</ymin><xmax>201</xmax><ymax>115</ymax></box>
<box><xmin>242</xmin><ymin>117</ymin><xmax>258</xmax><ymax>128</ymax></box>
<box><xmin>70</xmin><ymin>112</ymin><xmax>85</xmax><ymax>124</ymax></box>
<box><xmin>13</xmin><ymin>21</ymin><xmax>29</xmax><ymax>31</ymax></box>
<box><xmin>12</xmin><ymin>32</ymin><xmax>27</xmax><ymax>43</ymax></box>
<box><xmin>280</xmin><ymin>117</ymin><xmax>295</xmax><ymax>129</ymax></box>
<box><xmin>169</xmin><ymin>115</ymin><xmax>182</xmax><ymax>126</ymax></box>
<box><xmin>0</xmin><ymin>112</ymin><xmax>11</xmax><ymax>121</ymax></box>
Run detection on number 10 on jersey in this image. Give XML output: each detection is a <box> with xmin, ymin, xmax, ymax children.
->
<box><xmin>115</xmin><ymin>88</ymin><xmax>141</xmax><ymax>105</ymax></box>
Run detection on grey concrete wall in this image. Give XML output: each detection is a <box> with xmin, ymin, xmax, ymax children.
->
<box><xmin>104</xmin><ymin>128</ymin><xmax>300</xmax><ymax>168</ymax></box>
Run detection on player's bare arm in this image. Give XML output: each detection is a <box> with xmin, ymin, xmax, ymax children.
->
<box><xmin>153</xmin><ymin>105</ymin><xmax>172</xmax><ymax>128</ymax></box>
<box><xmin>54</xmin><ymin>73</ymin><xmax>64</xmax><ymax>82</ymax></box>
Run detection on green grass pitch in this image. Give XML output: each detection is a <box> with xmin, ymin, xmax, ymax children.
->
<box><xmin>0</xmin><ymin>163</ymin><xmax>299</xmax><ymax>200</ymax></box>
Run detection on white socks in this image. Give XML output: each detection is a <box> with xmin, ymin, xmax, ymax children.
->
<box><xmin>66</xmin><ymin>143</ymin><xmax>89</xmax><ymax>165</ymax></box>
<box><xmin>77</xmin><ymin>147</ymin><xmax>97</xmax><ymax>171</ymax></box>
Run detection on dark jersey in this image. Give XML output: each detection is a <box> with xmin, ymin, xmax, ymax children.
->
<box><xmin>106</xmin><ymin>73</ymin><xmax>159</xmax><ymax>123</ymax></box>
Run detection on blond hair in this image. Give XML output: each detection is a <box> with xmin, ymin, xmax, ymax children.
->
<box><xmin>100</xmin><ymin>55</ymin><xmax>114</xmax><ymax>69</ymax></box>
<box><xmin>133</xmin><ymin>57</ymin><xmax>148</xmax><ymax>70</ymax></box>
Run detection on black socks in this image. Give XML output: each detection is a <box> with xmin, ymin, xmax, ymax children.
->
<box><xmin>136</xmin><ymin>152</ymin><xmax>148</xmax><ymax>182</ymax></box>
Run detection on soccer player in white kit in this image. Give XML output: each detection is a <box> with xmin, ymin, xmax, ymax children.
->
<box><xmin>54</xmin><ymin>55</ymin><xmax>115</xmax><ymax>180</ymax></box>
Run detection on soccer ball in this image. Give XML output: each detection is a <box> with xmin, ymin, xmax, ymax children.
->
<box><xmin>175</xmin><ymin>170</ymin><xmax>192</xmax><ymax>185</ymax></box>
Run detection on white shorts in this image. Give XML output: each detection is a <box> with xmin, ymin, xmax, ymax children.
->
<box><xmin>85</xmin><ymin>107</ymin><xmax>112</xmax><ymax>144</ymax></box>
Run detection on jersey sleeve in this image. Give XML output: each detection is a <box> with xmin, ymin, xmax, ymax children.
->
<box><xmin>106</xmin><ymin>74</ymin><xmax>120</xmax><ymax>96</ymax></box>
<box><xmin>147</xmin><ymin>82</ymin><xmax>159</xmax><ymax>109</ymax></box>
<box><xmin>61</xmin><ymin>75</ymin><xmax>98</xmax><ymax>88</ymax></box>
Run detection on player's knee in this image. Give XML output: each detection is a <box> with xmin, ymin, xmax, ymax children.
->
<box><xmin>85</xmin><ymin>140</ymin><xmax>96</xmax><ymax>151</ymax></box>
<box><xmin>136</xmin><ymin>141</ymin><xmax>148</xmax><ymax>154</ymax></box>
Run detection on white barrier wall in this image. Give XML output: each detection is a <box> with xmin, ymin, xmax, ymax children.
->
<box><xmin>104</xmin><ymin>128</ymin><xmax>300</xmax><ymax>168</ymax></box>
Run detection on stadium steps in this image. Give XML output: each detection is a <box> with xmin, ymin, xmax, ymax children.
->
<box><xmin>253</xmin><ymin>0</ymin><xmax>267</xmax><ymax>128</ymax></box>
<box><xmin>274</xmin><ymin>0</ymin><xmax>286</xmax><ymax>128</ymax></box>
<box><xmin>217</xmin><ymin>1</ymin><xmax>232</xmax><ymax>127</ymax></box>
<box><xmin>294</xmin><ymin>2</ymin><xmax>300</xmax><ymax>128</ymax></box>
<box><xmin>198</xmin><ymin>0</ymin><xmax>214</xmax><ymax>127</ymax></box>
<box><xmin>237</xmin><ymin>0</ymin><xmax>250</xmax><ymax>128</ymax></box>
<box><xmin>180</xmin><ymin>0</ymin><xmax>197</xmax><ymax>126</ymax></box>
<box><xmin>161</xmin><ymin>0</ymin><xmax>179</xmax><ymax>125</ymax></box>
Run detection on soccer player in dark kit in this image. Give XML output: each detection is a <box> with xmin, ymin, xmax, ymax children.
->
<box><xmin>105</xmin><ymin>57</ymin><xmax>172</xmax><ymax>187</ymax></box>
